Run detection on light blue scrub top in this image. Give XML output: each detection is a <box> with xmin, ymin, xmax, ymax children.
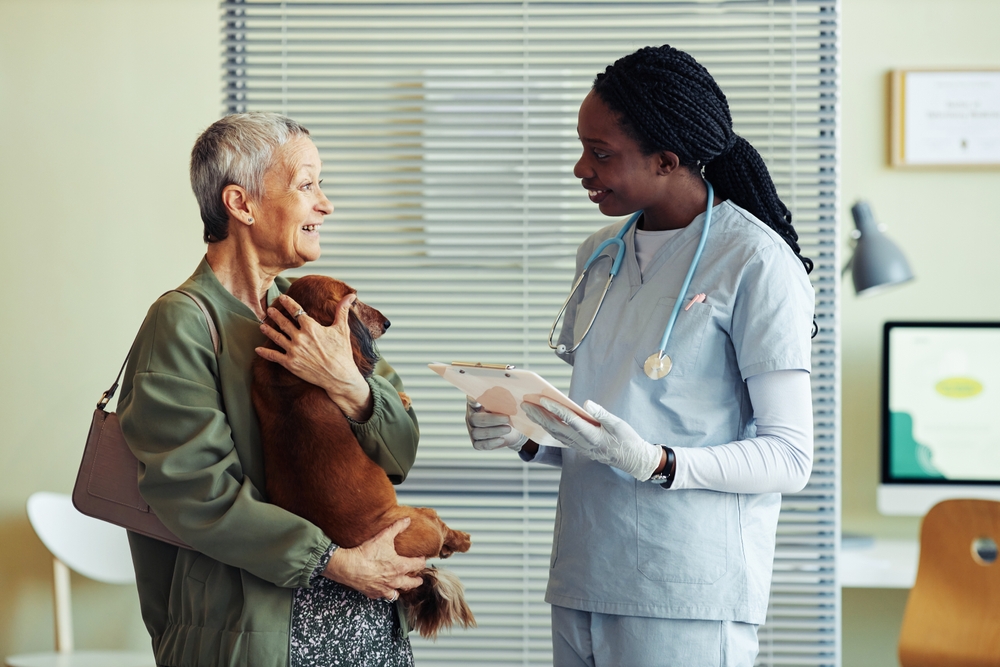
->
<box><xmin>545</xmin><ymin>200</ymin><xmax>815</xmax><ymax>624</ymax></box>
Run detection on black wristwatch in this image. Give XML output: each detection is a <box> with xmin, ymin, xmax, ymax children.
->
<box><xmin>647</xmin><ymin>445</ymin><xmax>676</xmax><ymax>488</ymax></box>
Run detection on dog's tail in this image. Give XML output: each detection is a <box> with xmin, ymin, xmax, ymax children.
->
<box><xmin>401</xmin><ymin>566</ymin><xmax>475</xmax><ymax>639</ymax></box>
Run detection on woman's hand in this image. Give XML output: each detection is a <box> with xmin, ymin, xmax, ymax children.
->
<box><xmin>322</xmin><ymin>518</ymin><xmax>426</xmax><ymax>600</ymax></box>
<box><xmin>523</xmin><ymin>397</ymin><xmax>661</xmax><ymax>481</ymax></box>
<box><xmin>255</xmin><ymin>293</ymin><xmax>373</xmax><ymax>421</ymax></box>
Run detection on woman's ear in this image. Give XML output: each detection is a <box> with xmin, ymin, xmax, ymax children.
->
<box><xmin>656</xmin><ymin>151</ymin><xmax>682</xmax><ymax>175</ymax></box>
<box><xmin>222</xmin><ymin>184</ymin><xmax>255</xmax><ymax>227</ymax></box>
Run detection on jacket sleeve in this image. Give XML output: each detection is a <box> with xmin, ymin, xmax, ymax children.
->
<box><xmin>118</xmin><ymin>297</ymin><xmax>330</xmax><ymax>589</ymax></box>
<box><xmin>350</xmin><ymin>357</ymin><xmax>420</xmax><ymax>484</ymax></box>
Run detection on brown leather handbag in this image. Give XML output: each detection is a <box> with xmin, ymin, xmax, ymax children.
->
<box><xmin>72</xmin><ymin>290</ymin><xmax>219</xmax><ymax>550</ymax></box>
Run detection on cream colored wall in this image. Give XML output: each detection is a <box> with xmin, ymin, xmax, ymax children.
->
<box><xmin>0</xmin><ymin>0</ymin><xmax>217</xmax><ymax>657</ymax></box>
<box><xmin>840</xmin><ymin>0</ymin><xmax>1000</xmax><ymax>665</ymax></box>
<box><xmin>1</xmin><ymin>0</ymin><xmax>997</xmax><ymax>662</ymax></box>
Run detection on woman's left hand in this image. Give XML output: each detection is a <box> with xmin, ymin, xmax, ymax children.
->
<box><xmin>323</xmin><ymin>518</ymin><xmax>426</xmax><ymax>599</ymax></box>
<box><xmin>255</xmin><ymin>293</ymin><xmax>373</xmax><ymax>421</ymax></box>
<box><xmin>523</xmin><ymin>398</ymin><xmax>661</xmax><ymax>481</ymax></box>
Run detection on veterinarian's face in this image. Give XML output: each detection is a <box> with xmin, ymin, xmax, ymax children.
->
<box><xmin>252</xmin><ymin>135</ymin><xmax>333</xmax><ymax>269</ymax></box>
<box><xmin>573</xmin><ymin>90</ymin><xmax>665</xmax><ymax>221</ymax></box>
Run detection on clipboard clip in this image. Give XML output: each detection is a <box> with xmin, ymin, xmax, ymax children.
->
<box><xmin>451</xmin><ymin>361</ymin><xmax>516</xmax><ymax>371</ymax></box>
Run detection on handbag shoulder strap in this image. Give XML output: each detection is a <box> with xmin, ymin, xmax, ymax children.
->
<box><xmin>174</xmin><ymin>289</ymin><xmax>220</xmax><ymax>354</ymax></box>
<box><xmin>98</xmin><ymin>290</ymin><xmax>219</xmax><ymax>409</ymax></box>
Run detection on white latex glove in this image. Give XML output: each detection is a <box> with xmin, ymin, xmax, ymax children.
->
<box><xmin>466</xmin><ymin>399</ymin><xmax>529</xmax><ymax>451</ymax></box>
<box><xmin>522</xmin><ymin>397</ymin><xmax>660</xmax><ymax>481</ymax></box>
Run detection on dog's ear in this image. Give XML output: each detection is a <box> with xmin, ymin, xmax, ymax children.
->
<box><xmin>348</xmin><ymin>310</ymin><xmax>379</xmax><ymax>378</ymax></box>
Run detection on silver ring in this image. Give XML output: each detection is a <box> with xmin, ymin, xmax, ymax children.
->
<box><xmin>292</xmin><ymin>308</ymin><xmax>306</xmax><ymax>320</ymax></box>
<box><xmin>387</xmin><ymin>590</ymin><xmax>399</xmax><ymax>602</ymax></box>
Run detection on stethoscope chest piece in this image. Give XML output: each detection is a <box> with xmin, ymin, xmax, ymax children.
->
<box><xmin>644</xmin><ymin>352</ymin><xmax>672</xmax><ymax>380</ymax></box>
<box><xmin>550</xmin><ymin>180</ymin><xmax>716</xmax><ymax>381</ymax></box>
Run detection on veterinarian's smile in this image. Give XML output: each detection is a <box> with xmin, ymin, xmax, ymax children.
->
<box><xmin>585</xmin><ymin>186</ymin><xmax>609</xmax><ymax>204</ymax></box>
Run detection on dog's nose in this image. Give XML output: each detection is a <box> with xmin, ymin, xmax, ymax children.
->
<box><xmin>383</xmin><ymin>320</ymin><xmax>391</xmax><ymax>332</ymax></box>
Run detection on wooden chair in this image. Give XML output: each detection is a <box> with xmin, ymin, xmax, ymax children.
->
<box><xmin>898</xmin><ymin>498</ymin><xmax>1000</xmax><ymax>666</ymax></box>
<box><xmin>4</xmin><ymin>492</ymin><xmax>154</xmax><ymax>667</ymax></box>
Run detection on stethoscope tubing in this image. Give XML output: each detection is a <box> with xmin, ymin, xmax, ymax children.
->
<box><xmin>548</xmin><ymin>180</ymin><xmax>715</xmax><ymax>357</ymax></box>
<box><xmin>547</xmin><ymin>222</ymin><xmax>633</xmax><ymax>354</ymax></box>
<box><xmin>652</xmin><ymin>180</ymin><xmax>714</xmax><ymax>356</ymax></box>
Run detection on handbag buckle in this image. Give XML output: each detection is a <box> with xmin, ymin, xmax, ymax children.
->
<box><xmin>97</xmin><ymin>382</ymin><xmax>119</xmax><ymax>410</ymax></box>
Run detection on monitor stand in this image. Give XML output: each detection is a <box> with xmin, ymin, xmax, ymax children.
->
<box><xmin>878</xmin><ymin>484</ymin><xmax>1000</xmax><ymax>516</ymax></box>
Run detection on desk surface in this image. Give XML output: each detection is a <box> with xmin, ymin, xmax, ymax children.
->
<box><xmin>840</xmin><ymin>538</ymin><xmax>919</xmax><ymax>589</ymax></box>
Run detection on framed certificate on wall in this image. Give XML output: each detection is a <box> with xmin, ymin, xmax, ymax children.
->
<box><xmin>889</xmin><ymin>69</ymin><xmax>1000</xmax><ymax>167</ymax></box>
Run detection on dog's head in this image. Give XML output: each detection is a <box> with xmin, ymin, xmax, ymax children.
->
<box><xmin>278</xmin><ymin>275</ymin><xmax>389</xmax><ymax>379</ymax></box>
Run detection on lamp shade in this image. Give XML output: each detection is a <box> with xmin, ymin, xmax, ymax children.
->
<box><xmin>849</xmin><ymin>201</ymin><xmax>914</xmax><ymax>296</ymax></box>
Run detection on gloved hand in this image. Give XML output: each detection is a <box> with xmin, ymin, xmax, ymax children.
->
<box><xmin>522</xmin><ymin>397</ymin><xmax>660</xmax><ymax>481</ymax></box>
<box><xmin>466</xmin><ymin>399</ymin><xmax>529</xmax><ymax>452</ymax></box>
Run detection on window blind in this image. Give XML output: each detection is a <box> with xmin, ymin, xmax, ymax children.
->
<box><xmin>222</xmin><ymin>2</ymin><xmax>840</xmax><ymax>665</ymax></box>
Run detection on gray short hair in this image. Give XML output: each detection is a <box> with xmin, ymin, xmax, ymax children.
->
<box><xmin>190</xmin><ymin>112</ymin><xmax>311</xmax><ymax>243</ymax></box>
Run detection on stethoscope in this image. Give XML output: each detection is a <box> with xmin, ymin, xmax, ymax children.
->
<box><xmin>548</xmin><ymin>180</ymin><xmax>715</xmax><ymax>380</ymax></box>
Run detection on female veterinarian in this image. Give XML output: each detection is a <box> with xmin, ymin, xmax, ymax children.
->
<box><xmin>467</xmin><ymin>45</ymin><xmax>815</xmax><ymax>667</ymax></box>
<box><xmin>118</xmin><ymin>113</ymin><xmax>424</xmax><ymax>667</ymax></box>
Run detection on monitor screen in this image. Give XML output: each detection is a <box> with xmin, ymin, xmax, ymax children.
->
<box><xmin>879</xmin><ymin>321</ymin><xmax>1000</xmax><ymax>515</ymax></box>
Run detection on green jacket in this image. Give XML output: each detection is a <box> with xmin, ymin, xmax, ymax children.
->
<box><xmin>118</xmin><ymin>258</ymin><xmax>419</xmax><ymax>667</ymax></box>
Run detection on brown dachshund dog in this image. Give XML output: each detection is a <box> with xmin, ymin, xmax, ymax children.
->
<box><xmin>252</xmin><ymin>275</ymin><xmax>474</xmax><ymax>638</ymax></box>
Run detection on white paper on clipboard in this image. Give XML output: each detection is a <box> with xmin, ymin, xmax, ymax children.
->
<box><xmin>428</xmin><ymin>362</ymin><xmax>598</xmax><ymax>448</ymax></box>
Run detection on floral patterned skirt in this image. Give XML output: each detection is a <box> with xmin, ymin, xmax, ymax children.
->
<box><xmin>290</xmin><ymin>577</ymin><xmax>414</xmax><ymax>667</ymax></box>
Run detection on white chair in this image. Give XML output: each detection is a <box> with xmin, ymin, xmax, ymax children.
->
<box><xmin>4</xmin><ymin>492</ymin><xmax>155</xmax><ymax>667</ymax></box>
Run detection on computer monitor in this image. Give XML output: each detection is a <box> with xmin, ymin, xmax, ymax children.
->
<box><xmin>879</xmin><ymin>321</ymin><xmax>1000</xmax><ymax>515</ymax></box>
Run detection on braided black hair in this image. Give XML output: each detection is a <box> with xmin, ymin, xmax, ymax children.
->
<box><xmin>593</xmin><ymin>45</ymin><xmax>813</xmax><ymax>274</ymax></box>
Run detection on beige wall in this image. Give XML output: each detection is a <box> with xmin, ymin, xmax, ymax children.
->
<box><xmin>0</xmin><ymin>0</ymin><xmax>997</xmax><ymax>663</ymax></box>
<box><xmin>0</xmin><ymin>0</ymin><xmax>218</xmax><ymax>656</ymax></box>
<box><xmin>841</xmin><ymin>0</ymin><xmax>1000</xmax><ymax>664</ymax></box>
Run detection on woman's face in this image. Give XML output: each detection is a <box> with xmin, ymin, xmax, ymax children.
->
<box><xmin>250</xmin><ymin>135</ymin><xmax>333</xmax><ymax>269</ymax></box>
<box><xmin>573</xmin><ymin>90</ymin><xmax>663</xmax><ymax>219</ymax></box>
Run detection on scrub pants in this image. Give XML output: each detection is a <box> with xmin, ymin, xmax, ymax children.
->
<box><xmin>551</xmin><ymin>605</ymin><xmax>759</xmax><ymax>667</ymax></box>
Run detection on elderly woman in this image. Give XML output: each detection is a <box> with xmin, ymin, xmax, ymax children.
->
<box><xmin>117</xmin><ymin>112</ymin><xmax>424</xmax><ymax>667</ymax></box>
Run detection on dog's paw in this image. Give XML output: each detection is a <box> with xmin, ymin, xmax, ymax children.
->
<box><xmin>440</xmin><ymin>530</ymin><xmax>471</xmax><ymax>558</ymax></box>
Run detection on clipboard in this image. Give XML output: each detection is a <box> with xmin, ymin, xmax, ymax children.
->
<box><xmin>428</xmin><ymin>362</ymin><xmax>598</xmax><ymax>449</ymax></box>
